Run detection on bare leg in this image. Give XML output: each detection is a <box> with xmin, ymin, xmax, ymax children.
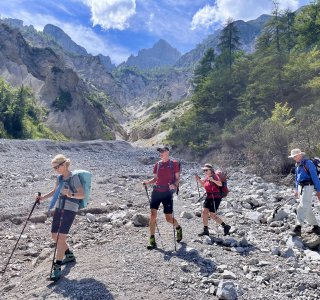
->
<box><xmin>149</xmin><ymin>209</ymin><xmax>158</xmax><ymax>235</ymax></box>
<box><xmin>210</xmin><ymin>212</ymin><xmax>223</xmax><ymax>225</ymax></box>
<box><xmin>202</xmin><ymin>208</ymin><xmax>209</xmax><ymax>226</ymax></box>
<box><xmin>51</xmin><ymin>233</ymin><xmax>68</xmax><ymax>261</ymax></box>
<box><xmin>165</xmin><ymin>213</ymin><xmax>180</xmax><ymax>228</ymax></box>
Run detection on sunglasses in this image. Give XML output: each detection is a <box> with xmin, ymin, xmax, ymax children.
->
<box><xmin>53</xmin><ymin>161</ymin><xmax>65</xmax><ymax>170</ymax></box>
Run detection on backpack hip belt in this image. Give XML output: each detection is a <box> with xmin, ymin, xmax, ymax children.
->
<box><xmin>153</xmin><ymin>185</ymin><xmax>170</xmax><ymax>191</ymax></box>
<box><xmin>299</xmin><ymin>181</ymin><xmax>313</xmax><ymax>187</ymax></box>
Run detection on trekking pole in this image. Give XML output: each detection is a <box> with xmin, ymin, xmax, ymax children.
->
<box><xmin>49</xmin><ymin>196</ymin><xmax>65</xmax><ymax>279</ymax></box>
<box><xmin>195</xmin><ymin>175</ymin><xmax>203</xmax><ymax>210</ymax></box>
<box><xmin>171</xmin><ymin>194</ymin><xmax>177</xmax><ymax>252</ymax></box>
<box><xmin>143</xmin><ymin>184</ymin><xmax>164</xmax><ymax>249</ymax></box>
<box><xmin>1</xmin><ymin>192</ymin><xmax>41</xmax><ymax>276</ymax></box>
<box><xmin>196</xmin><ymin>180</ymin><xmax>201</xmax><ymax>198</ymax></box>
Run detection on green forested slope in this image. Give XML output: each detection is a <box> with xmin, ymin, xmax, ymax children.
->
<box><xmin>168</xmin><ymin>2</ymin><xmax>320</xmax><ymax>175</ymax></box>
<box><xmin>0</xmin><ymin>78</ymin><xmax>65</xmax><ymax>140</ymax></box>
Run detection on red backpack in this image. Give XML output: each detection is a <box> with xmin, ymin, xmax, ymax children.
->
<box><xmin>215</xmin><ymin>169</ymin><xmax>229</xmax><ymax>198</ymax></box>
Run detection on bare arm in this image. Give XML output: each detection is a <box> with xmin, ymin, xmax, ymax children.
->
<box><xmin>37</xmin><ymin>185</ymin><xmax>57</xmax><ymax>201</ymax></box>
<box><xmin>169</xmin><ymin>172</ymin><xmax>180</xmax><ymax>190</ymax></box>
<box><xmin>195</xmin><ymin>175</ymin><xmax>206</xmax><ymax>187</ymax></box>
<box><xmin>143</xmin><ymin>176</ymin><xmax>157</xmax><ymax>186</ymax></box>
<box><xmin>209</xmin><ymin>176</ymin><xmax>222</xmax><ymax>187</ymax></box>
<box><xmin>62</xmin><ymin>185</ymin><xmax>85</xmax><ymax>199</ymax></box>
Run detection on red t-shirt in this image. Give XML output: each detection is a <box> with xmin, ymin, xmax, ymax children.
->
<box><xmin>204</xmin><ymin>173</ymin><xmax>221</xmax><ymax>198</ymax></box>
<box><xmin>153</xmin><ymin>160</ymin><xmax>179</xmax><ymax>192</ymax></box>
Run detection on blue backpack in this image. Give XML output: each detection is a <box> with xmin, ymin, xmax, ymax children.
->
<box><xmin>48</xmin><ymin>170</ymin><xmax>92</xmax><ymax>211</ymax></box>
<box><xmin>72</xmin><ymin>170</ymin><xmax>92</xmax><ymax>209</ymax></box>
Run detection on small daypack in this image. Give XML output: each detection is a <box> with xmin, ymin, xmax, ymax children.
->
<box><xmin>215</xmin><ymin>169</ymin><xmax>229</xmax><ymax>198</ymax></box>
<box><xmin>49</xmin><ymin>170</ymin><xmax>92</xmax><ymax>211</ymax></box>
<box><xmin>156</xmin><ymin>159</ymin><xmax>181</xmax><ymax>194</ymax></box>
<box><xmin>70</xmin><ymin>170</ymin><xmax>92</xmax><ymax>209</ymax></box>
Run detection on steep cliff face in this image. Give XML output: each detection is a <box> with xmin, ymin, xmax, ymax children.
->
<box><xmin>43</xmin><ymin>24</ymin><xmax>88</xmax><ymax>56</ymax></box>
<box><xmin>0</xmin><ymin>23</ymin><xmax>123</xmax><ymax>140</ymax></box>
<box><xmin>122</xmin><ymin>39</ymin><xmax>181</xmax><ymax>70</ymax></box>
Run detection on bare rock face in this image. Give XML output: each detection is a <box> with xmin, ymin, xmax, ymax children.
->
<box><xmin>0</xmin><ymin>23</ymin><xmax>122</xmax><ymax>140</ymax></box>
<box><xmin>123</xmin><ymin>39</ymin><xmax>181</xmax><ymax>70</ymax></box>
<box><xmin>43</xmin><ymin>24</ymin><xmax>88</xmax><ymax>56</ymax></box>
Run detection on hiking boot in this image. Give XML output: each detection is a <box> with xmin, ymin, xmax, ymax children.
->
<box><xmin>176</xmin><ymin>226</ymin><xmax>183</xmax><ymax>243</ymax></box>
<box><xmin>198</xmin><ymin>227</ymin><xmax>209</xmax><ymax>236</ymax></box>
<box><xmin>61</xmin><ymin>253</ymin><xmax>76</xmax><ymax>265</ymax></box>
<box><xmin>50</xmin><ymin>263</ymin><xmax>61</xmax><ymax>282</ymax></box>
<box><xmin>223</xmin><ymin>224</ymin><xmax>231</xmax><ymax>236</ymax></box>
<box><xmin>311</xmin><ymin>225</ymin><xmax>320</xmax><ymax>235</ymax></box>
<box><xmin>147</xmin><ymin>236</ymin><xmax>157</xmax><ymax>250</ymax></box>
<box><xmin>290</xmin><ymin>225</ymin><xmax>301</xmax><ymax>237</ymax></box>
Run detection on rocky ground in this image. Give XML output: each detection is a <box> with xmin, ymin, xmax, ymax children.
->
<box><xmin>0</xmin><ymin>139</ymin><xmax>320</xmax><ymax>300</ymax></box>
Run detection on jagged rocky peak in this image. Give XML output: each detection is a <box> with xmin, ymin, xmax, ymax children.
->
<box><xmin>2</xmin><ymin>18</ymin><xmax>24</xmax><ymax>28</ymax></box>
<box><xmin>43</xmin><ymin>24</ymin><xmax>87</xmax><ymax>56</ymax></box>
<box><xmin>124</xmin><ymin>38</ymin><xmax>181</xmax><ymax>70</ymax></box>
<box><xmin>97</xmin><ymin>54</ymin><xmax>116</xmax><ymax>72</ymax></box>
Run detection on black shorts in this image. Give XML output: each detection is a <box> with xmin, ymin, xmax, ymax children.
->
<box><xmin>150</xmin><ymin>190</ymin><xmax>173</xmax><ymax>214</ymax></box>
<box><xmin>203</xmin><ymin>197</ymin><xmax>222</xmax><ymax>213</ymax></box>
<box><xmin>51</xmin><ymin>208</ymin><xmax>77</xmax><ymax>234</ymax></box>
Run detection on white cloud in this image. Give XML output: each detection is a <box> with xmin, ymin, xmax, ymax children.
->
<box><xmin>191</xmin><ymin>4</ymin><xmax>222</xmax><ymax>30</ymax></box>
<box><xmin>191</xmin><ymin>0</ymin><xmax>301</xmax><ymax>30</ymax></box>
<box><xmin>82</xmin><ymin>0</ymin><xmax>136</xmax><ymax>30</ymax></box>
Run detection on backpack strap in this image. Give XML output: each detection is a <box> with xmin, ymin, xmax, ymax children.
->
<box><xmin>48</xmin><ymin>175</ymin><xmax>64</xmax><ymax>211</ymax></box>
<box><xmin>156</xmin><ymin>160</ymin><xmax>162</xmax><ymax>179</ymax></box>
<box><xmin>302</xmin><ymin>160</ymin><xmax>311</xmax><ymax>176</ymax></box>
<box><xmin>169</xmin><ymin>160</ymin><xmax>175</xmax><ymax>184</ymax></box>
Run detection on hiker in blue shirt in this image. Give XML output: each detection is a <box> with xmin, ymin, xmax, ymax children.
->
<box><xmin>288</xmin><ymin>148</ymin><xmax>320</xmax><ymax>236</ymax></box>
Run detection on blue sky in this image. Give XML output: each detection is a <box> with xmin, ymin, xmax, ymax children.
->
<box><xmin>0</xmin><ymin>0</ymin><xmax>311</xmax><ymax>65</ymax></box>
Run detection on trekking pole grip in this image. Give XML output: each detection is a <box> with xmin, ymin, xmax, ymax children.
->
<box><xmin>36</xmin><ymin>192</ymin><xmax>41</xmax><ymax>206</ymax></box>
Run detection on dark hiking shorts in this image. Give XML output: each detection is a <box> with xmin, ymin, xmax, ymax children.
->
<box><xmin>51</xmin><ymin>208</ymin><xmax>77</xmax><ymax>234</ymax></box>
<box><xmin>150</xmin><ymin>190</ymin><xmax>173</xmax><ymax>214</ymax></box>
<box><xmin>204</xmin><ymin>197</ymin><xmax>222</xmax><ymax>213</ymax></box>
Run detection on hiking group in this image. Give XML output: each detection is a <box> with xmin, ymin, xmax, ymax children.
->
<box><xmin>2</xmin><ymin>146</ymin><xmax>320</xmax><ymax>282</ymax></box>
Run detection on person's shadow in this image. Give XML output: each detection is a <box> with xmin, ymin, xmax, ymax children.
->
<box><xmin>47</xmin><ymin>263</ymin><xmax>114</xmax><ymax>300</ymax></box>
<box><xmin>155</xmin><ymin>242</ymin><xmax>217</xmax><ymax>275</ymax></box>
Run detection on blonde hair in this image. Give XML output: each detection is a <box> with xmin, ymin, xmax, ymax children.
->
<box><xmin>51</xmin><ymin>154</ymin><xmax>71</xmax><ymax>167</ymax></box>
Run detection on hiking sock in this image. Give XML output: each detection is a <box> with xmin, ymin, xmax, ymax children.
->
<box><xmin>176</xmin><ymin>226</ymin><xmax>183</xmax><ymax>242</ymax></box>
<box><xmin>55</xmin><ymin>260</ymin><xmax>62</xmax><ymax>266</ymax></box>
<box><xmin>65</xmin><ymin>249</ymin><xmax>72</xmax><ymax>255</ymax></box>
<box><xmin>147</xmin><ymin>235</ymin><xmax>157</xmax><ymax>250</ymax></box>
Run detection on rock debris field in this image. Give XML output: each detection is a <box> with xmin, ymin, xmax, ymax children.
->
<box><xmin>0</xmin><ymin>139</ymin><xmax>320</xmax><ymax>300</ymax></box>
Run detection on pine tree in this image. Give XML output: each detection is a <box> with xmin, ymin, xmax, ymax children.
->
<box><xmin>217</xmin><ymin>18</ymin><xmax>241</xmax><ymax>71</ymax></box>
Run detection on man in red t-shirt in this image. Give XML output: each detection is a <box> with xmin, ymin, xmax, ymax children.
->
<box><xmin>143</xmin><ymin>146</ymin><xmax>182</xmax><ymax>249</ymax></box>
